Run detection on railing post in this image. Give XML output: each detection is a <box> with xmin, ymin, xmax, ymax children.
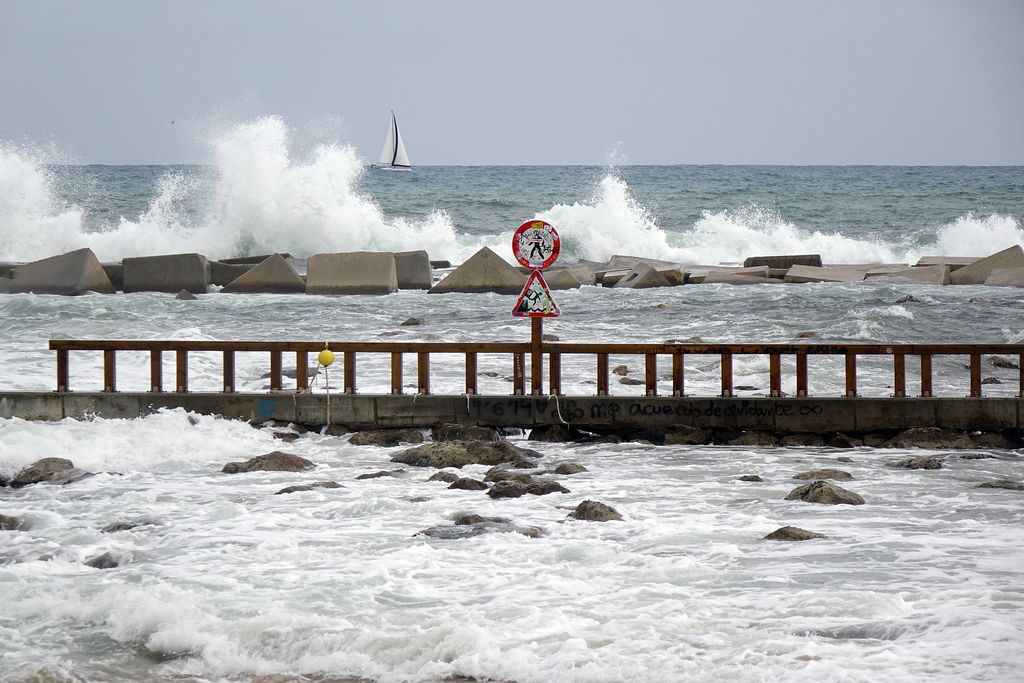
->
<box><xmin>796</xmin><ymin>352</ymin><xmax>808</xmax><ymax>397</ymax></box>
<box><xmin>645</xmin><ymin>353</ymin><xmax>657</xmax><ymax>396</ymax></box>
<box><xmin>150</xmin><ymin>350</ymin><xmax>162</xmax><ymax>392</ymax></box>
<box><xmin>597</xmin><ymin>352</ymin><xmax>609</xmax><ymax>396</ymax></box>
<box><xmin>55</xmin><ymin>349</ymin><xmax>69</xmax><ymax>392</ymax></box>
<box><xmin>465</xmin><ymin>351</ymin><xmax>477</xmax><ymax>395</ymax></box>
<box><xmin>720</xmin><ymin>352</ymin><xmax>733</xmax><ymax>397</ymax></box>
<box><xmin>845</xmin><ymin>352</ymin><xmax>857</xmax><ymax>397</ymax></box>
<box><xmin>392</xmin><ymin>352</ymin><xmax>404</xmax><ymax>394</ymax></box>
<box><xmin>344</xmin><ymin>351</ymin><xmax>356</xmax><ymax>394</ymax></box>
<box><xmin>769</xmin><ymin>353</ymin><xmax>781</xmax><ymax>397</ymax></box>
<box><xmin>970</xmin><ymin>353</ymin><xmax>981</xmax><ymax>397</ymax></box>
<box><xmin>417</xmin><ymin>352</ymin><xmax>430</xmax><ymax>395</ymax></box>
<box><xmin>513</xmin><ymin>353</ymin><xmax>525</xmax><ymax>395</ymax></box>
<box><xmin>893</xmin><ymin>353</ymin><xmax>906</xmax><ymax>397</ymax></box>
<box><xmin>223</xmin><ymin>350</ymin><xmax>235</xmax><ymax>393</ymax></box>
<box><xmin>176</xmin><ymin>350</ymin><xmax>188</xmax><ymax>392</ymax></box>
<box><xmin>920</xmin><ymin>354</ymin><xmax>932</xmax><ymax>397</ymax></box>
<box><xmin>1020</xmin><ymin>354</ymin><xmax>1024</xmax><ymax>398</ymax></box>
<box><xmin>549</xmin><ymin>352</ymin><xmax>561</xmax><ymax>395</ymax></box>
<box><xmin>103</xmin><ymin>349</ymin><xmax>116</xmax><ymax>392</ymax></box>
<box><xmin>672</xmin><ymin>351</ymin><xmax>684</xmax><ymax>396</ymax></box>
<box><xmin>531</xmin><ymin>318</ymin><xmax>543</xmax><ymax>396</ymax></box>
<box><xmin>296</xmin><ymin>351</ymin><xmax>309</xmax><ymax>390</ymax></box>
<box><xmin>269</xmin><ymin>350</ymin><xmax>283</xmax><ymax>391</ymax></box>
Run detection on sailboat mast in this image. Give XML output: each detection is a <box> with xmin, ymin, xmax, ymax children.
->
<box><xmin>391</xmin><ymin>111</ymin><xmax>400</xmax><ymax>166</ymax></box>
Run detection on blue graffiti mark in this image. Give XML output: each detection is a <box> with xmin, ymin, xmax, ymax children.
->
<box><xmin>258</xmin><ymin>398</ymin><xmax>277</xmax><ymax>420</ymax></box>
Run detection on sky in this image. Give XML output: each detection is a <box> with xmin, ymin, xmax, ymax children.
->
<box><xmin>1</xmin><ymin>0</ymin><xmax>1022</xmax><ymax>165</ymax></box>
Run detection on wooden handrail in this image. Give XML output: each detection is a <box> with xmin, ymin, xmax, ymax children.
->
<box><xmin>48</xmin><ymin>339</ymin><xmax>1024</xmax><ymax>398</ymax></box>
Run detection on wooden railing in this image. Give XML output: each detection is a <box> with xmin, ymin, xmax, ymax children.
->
<box><xmin>48</xmin><ymin>340</ymin><xmax>1024</xmax><ymax>398</ymax></box>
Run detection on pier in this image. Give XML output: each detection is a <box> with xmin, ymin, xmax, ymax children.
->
<box><xmin>0</xmin><ymin>338</ymin><xmax>1022</xmax><ymax>434</ymax></box>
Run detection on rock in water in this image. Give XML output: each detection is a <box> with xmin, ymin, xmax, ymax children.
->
<box><xmin>793</xmin><ymin>469</ymin><xmax>853</xmax><ymax>481</ymax></box>
<box><xmin>568</xmin><ymin>500</ymin><xmax>623</xmax><ymax>521</ymax></box>
<box><xmin>222</xmin><ymin>451</ymin><xmax>315</xmax><ymax>473</ymax></box>
<box><xmin>174</xmin><ymin>289</ymin><xmax>197</xmax><ymax>300</ymax></box>
<box><xmin>348</xmin><ymin>429</ymin><xmax>424</xmax><ymax>447</ymax></box>
<box><xmin>975</xmin><ymin>480</ymin><xmax>1024</xmax><ymax>490</ymax></box>
<box><xmin>764</xmin><ymin>526</ymin><xmax>827</xmax><ymax>541</ymax></box>
<box><xmin>275</xmin><ymin>481</ymin><xmax>342</xmax><ymax>495</ymax></box>
<box><xmin>784</xmin><ymin>481</ymin><xmax>865</xmax><ymax>505</ymax></box>
<box><xmin>886</xmin><ymin>457</ymin><xmax>943</xmax><ymax>470</ymax></box>
<box><xmin>11</xmin><ymin>457</ymin><xmax>75</xmax><ymax>488</ymax></box>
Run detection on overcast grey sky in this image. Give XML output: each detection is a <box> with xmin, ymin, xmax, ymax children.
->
<box><xmin>1</xmin><ymin>0</ymin><xmax>1022</xmax><ymax>165</ymax></box>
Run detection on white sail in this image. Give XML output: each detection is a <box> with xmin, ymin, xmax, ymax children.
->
<box><xmin>378</xmin><ymin>111</ymin><xmax>411</xmax><ymax>168</ymax></box>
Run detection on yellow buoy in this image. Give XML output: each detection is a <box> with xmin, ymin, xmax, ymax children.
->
<box><xmin>318</xmin><ymin>348</ymin><xmax>335</xmax><ymax>367</ymax></box>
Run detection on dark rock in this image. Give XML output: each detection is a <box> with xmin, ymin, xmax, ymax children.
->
<box><xmin>793</xmin><ymin>469</ymin><xmax>853</xmax><ymax>481</ymax></box>
<box><xmin>883</xmin><ymin>428</ymin><xmax>973</xmax><ymax>449</ymax></box>
<box><xmin>321</xmin><ymin>424</ymin><xmax>351</xmax><ymax>437</ymax></box>
<box><xmin>222</xmin><ymin>451</ymin><xmax>315</xmax><ymax>473</ymax></box>
<box><xmin>1</xmin><ymin>514</ymin><xmax>21</xmax><ymax>530</ymax></box>
<box><xmin>529</xmin><ymin>424</ymin><xmax>586</xmax><ymax>442</ymax></box>
<box><xmin>619</xmin><ymin>377</ymin><xmax>645</xmax><ymax>385</ymax></box>
<box><xmin>487</xmin><ymin>481</ymin><xmax>529</xmax><ymax>499</ymax></box>
<box><xmin>734</xmin><ymin>385</ymin><xmax>760</xmax><ymax>391</ymax></box>
<box><xmin>727</xmin><ymin>431</ymin><xmax>780</xmax><ymax>447</ymax></box>
<box><xmin>542</xmin><ymin>333</ymin><xmax>559</xmax><ymax>341</ymax></box>
<box><xmin>737</xmin><ymin>475</ymin><xmax>763</xmax><ymax>482</ymax></box>
<box><xmin>0</xmin><ymin>474</ymin><xmax>7</xmax><ymax>487</ymax></box>
<box><xmin>886</xmin><ymin>457</ymin><xmax>943</xmax><ymax>470</ymax></box>
<box><xmin>862</xmin><ymin>432</ymin><xmax>890</xmax><ymax>448</ymax></box>
<box><xmin>174</xmin><ymin>289</ymin><xmax>197</xmax><ymax>300</ymax></box>
<box><xmin>552</xmin><ymin>463</ymin><xmax>588</xmax><ymax>475</ymax></box>
<box><xmin>349</xmin><ymin>429</ymin><xmax>424</xmax><ymax>447</ymax></box>
<box><xmin>484</xmin><ymin>468</ymin><xmax>535</xmax><ymax>485</ymax></box>
<box><xmin>827</xmin><ymin>433</ymin><xmax>864</xmax><ymax>448</ymax></box>
<box><xmin>102</xmin><ymin>519</ymin><xmax>160</xmax><ymax>533</ymax></box>
<box><xmin>432</xmin><ymin>423</ymin><xmax>501</xmax><ymax>442</ymax></box>
<box><xmin>392</xmin><ymin>441</ymin><xmax>538</xmax><ymax>469</ymax></box>
<box><xmin>989</xmin><ymin>355</ymin><xmax>1020</xmax><ymax>369</ymax></box>
<box><xmin>960</xmin><ymin>452</ymin><xmax>995</xmax><ymax>460</ymax></box>
<box><xmin>526</xmin><ymin>481</ymin><xmax>570</xmax><ymax>496</ymax></box>
<box><xmin>568</xmin><ymin>500</ymin><xmax>623</xmax><ymax>522</ymax></box>
<box><xmin>764</xmin><ymin>526</ymin><xmax>827</xmax><ymax>541</ymax></box>
<box><xmin>45</xmin><ymin>468</ymin><xmax>95</xmax><ymax>486</ymax></box>
<box><xmin>85</xmin><ymin>551</ymin><xmax>128</xmax><ymax>569</ymax></box>
<box><xmin>454</xmin><ymin>514</ymin><xmax>509</xmax><ymax>525</ymax></box>
<box><xmin>784</xmin><ymin>481</ymin><xmax>865</xmax><ymax>505</ymax></box>
<box><xmin>427</xmin><ymin>471</ymin><xmax>460</xmax><ymax>484</ymax></box>
<box><xmin>780</xmin><ymin>433</ymin><xmax>826</xmax><ymax>447</ymax></box>
<box><xmin>835</xmin><ymin>456</ymin><xmax>854</xmax><ymax>463</ymax></box>
<box><xmin>795</xmin><ymin>330</ymin><xmax>821</xmax><ymax>339</ymax></box>
<box><xmin>417</xmin><ymin>521</ymin><xmax>540</xmax><ymax>539</ymax></box>
<box><xmin>449</xmin><ymin>477</ymin><xmax>489</xmax><ymax>491</ymax></box>
<box><xmin>663</xmin><ymin>425</ymin><xmax>713</xmax><ymax>445</ymax></box>
<box><xmin>400</xmin><ymin>317</ymin><xmax>423</xmax><ymax>326</ymax></box>
<box><xmin>895</xmin><ymin>295</ymin><xmax>922</xmax><ymax>304</ymax></box>
<box><xmin>355</xmin><ymin>469</ymin><xmax>405</xmax><ymax>480</ymax></box>
<box><xmin>971</xmin><ymin>433</ymin><xmax>1013</xmax><ymax>449</ymax></box>
<box><xmin>612</xmin><ymin>365</ymin><xmax>630</xmax><ymax>376</ymax></box>
<box><xmin>11</xmin><ymin>457</ymin><xmax>75</xmax><ymax>488</ymax></box>
<box><xmin>975</xmin><ymin>480</ymin><xmax>1024</xmax><ymax>490</ymax></box>
<box><xmin>272</xmin><ymin>432</ymin><xmax>300</xmax><ymax>443</ymax></box>
<box><xmin>275</xmin><ymin>481</ymin><xmax>342</xmax><ymax>495</ymax></box>
<box><xmin>981</xmin><ymin>377</ymin><xmax>1001</xmax><ymax>385</ymax></box>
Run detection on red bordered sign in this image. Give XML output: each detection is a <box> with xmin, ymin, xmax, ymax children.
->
<box><xmin>512</xmin><ymin>220</ymin><xmax>560</xmax><ymax>270</ymax></box>
<box><xmin>512</xmin><ymin>270</ymin><xmax>560</xmax><ymax>318</ymax></box>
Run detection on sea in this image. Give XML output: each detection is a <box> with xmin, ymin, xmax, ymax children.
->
<box><xmin>1</xmin><ymin>116</ymin><xmax>1023</xmax><ymax>682</ymax></box>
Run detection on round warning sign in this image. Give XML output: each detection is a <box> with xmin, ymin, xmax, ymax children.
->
<box><xmin>512</xmin><ymin>220</ymin><xmax>560</xmax><ymax>270</ymax></box>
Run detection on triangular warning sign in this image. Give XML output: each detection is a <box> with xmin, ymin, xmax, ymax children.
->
<box><xmin>512</xmin><ymin>270</ymin><xmax>560</xmax><ymax>317</ymax></box>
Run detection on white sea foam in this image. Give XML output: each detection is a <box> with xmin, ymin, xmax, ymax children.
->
<box><xmin>933</xmin><ymin>212</ymin><xmax>1024</xmax><ymax>257</ymax></box>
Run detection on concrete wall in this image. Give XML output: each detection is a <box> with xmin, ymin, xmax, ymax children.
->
<box><xmin>2</xmin><ymin>392</ymin><xmax>1021</xmax><ymax>432</ymax></box>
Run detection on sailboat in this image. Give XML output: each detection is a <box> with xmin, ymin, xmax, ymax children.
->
<box><xmin>374</xmin><ymin>110</ymin><xmax>411</xmax><ymax>170</ymax></box>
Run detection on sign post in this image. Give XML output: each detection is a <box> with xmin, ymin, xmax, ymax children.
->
<box><xmin>511</xmin><ymin>220</ymin><xmax>560</xmax><ymax>396</ymax></box>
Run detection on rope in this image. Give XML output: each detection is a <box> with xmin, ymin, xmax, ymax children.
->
<box><xmin>547</xmin><ymin>393</ymin><xmax>569</xmax><ymax>425</ymax></box>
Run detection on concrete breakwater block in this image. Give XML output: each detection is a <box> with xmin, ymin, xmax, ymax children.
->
<box><xmin>10</xmin><ymin>248</ymin><xmax>115</xmax><ymax>295</ymax></box>
<box><xmin>744</xmin><ymin>254</ymin><xmax>822</xmax><ymax>269</ymax></box>
<box><xmin>123</xmin><ymin>253</ymin><xmax>211</xmax><ymax>293</ymax></box>
<box><xmin>222</xmin><ymin>253</ymin><xmax>306</xmax><ymax>294</ymax></box>
<box><xmin>914</xmin><ymin>256</ymin><xmax>977</xmax><ymax>271</ymax></box>
<box><xmin>395</xmin><ymin>250</ymin><xmax>433</xmax><ymax>289</ymax></box>
<box><xmin>307</xmin><ymin>251</ymin><xmax>398</xmax><ymax>295</ymax></box>
<box><xmin>949</xmin><ymin>245</ymin><xmax>1024</xmax><ymax>285</ymax></box>
<box><xmin>429</xmin><ymin>247</ymin><xmax>526</xmax><ymax>294</ymax></box>
<box><xmin>613</xmin><ymin>262</ymin><xmax>684</xmax><ymax>289</ymax></box>
<box><xmin>864</xmin><ymin>264</ymin><xmax>951</xmax><ymax>285</ymax></box>
<box><xmin>210</xmin><ymin>260</ymin><xmax>253</xmax><ymax>286</ymax></box>
<box><xmin>783</xmin><ymin>265</ymin><xmax>872</xmax><ymax>283</ymax></box>
<box><xmin>984</xmin><ymin>267</ymin><xmax>1024</xmax><ymax>287</ymax></box>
